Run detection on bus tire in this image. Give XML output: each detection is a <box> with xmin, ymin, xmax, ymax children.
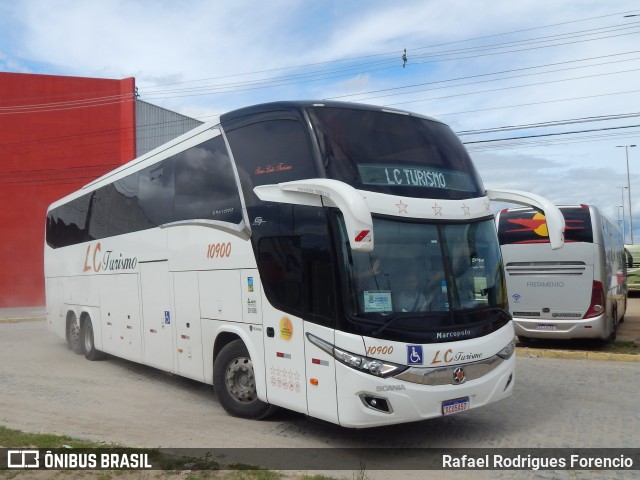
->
<box><xmin>213</xmin><ymin>339</ymin><xmax>275</xmax><ymax>420</ymax></box>
<box><xmin>67</xmin><ymin>313</ymin><xmax>82</xmax><ymax>355</ymax></box>
<box><xmin>604</xmin><ymin>308</ymin><xmax>617</xmax><ymax>343</ymax></box>
<box><xmin>81</xmin><ymin>316</ymin><xmax>105</xmax><ymax>361</ymax></box>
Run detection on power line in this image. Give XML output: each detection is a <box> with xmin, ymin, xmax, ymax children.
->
<box><xmin>431</xmin><ymin>88</ymin><xmax>640</xmax><ymax>117</ymax></box>
<box><xmin>456</xmin><ymin>112</ymin><xmax>640</xmax><ymax>135</ymax></box>
<box><xmin>145</xmin><ymin>9</ymin><xmax>640</xmax><ymax>88</ymax></box>
<box><xmin>463</xmin><ymin>123</ymin><xmax>640</xmax><ymax>145</ymax></box>
<box><xmin>383</xmin><ymin>67</ymin><xmax>640</xmax><ymax>107</ymax></box>
<box><xmin>466</xmin><ymin>129</ymin><xmax>640</xmax><ymax>151</ymax></box>
<box><xmin>407</xmin><ymin>22</ymin><xmax>640</xmax><ymax>61</ymax></box>
<box><xmin>328</xmin><ymin>51</ymin><xmax>640</xmax><ymax>101</ymax></box>
<box><xmin>141</xmin><ymin>27</ymin><xmax>640</xmax><ymax>100</ymax></box>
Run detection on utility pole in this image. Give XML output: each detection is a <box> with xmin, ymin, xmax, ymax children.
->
<box><xmin>617</xmin><ymin>145</ymin><xmax>636</xmax><ymax>244</ymax></box>
<box><xmin>618</xmin><ymin>186</ymin><xmax>627</xmax><ymax>243</ymax></box>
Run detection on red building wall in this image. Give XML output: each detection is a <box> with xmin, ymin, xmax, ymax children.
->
<box><xmin>0</xmin><ymin>73</ymin><xmax>136</xmax><ymax>307</ymax></box>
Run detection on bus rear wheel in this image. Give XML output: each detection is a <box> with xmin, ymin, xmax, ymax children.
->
<box><xmin>606</xmin><ymin>308</ymin><xmax>618</xmax><ymax>343</ymax></box>
<box><xmin>213</xmin><ymin>339</ymin><xmax>275</xmax><ymax>420</ymax></box>
<box><xmin>67</xmin><ymin>314</ymin><xmax>82</xmax><ymax>354</ymax></box>
<box><xmin>81</xmin><ymin>316</ymin><xmax>105</xmax><ymax>361</ymax></box>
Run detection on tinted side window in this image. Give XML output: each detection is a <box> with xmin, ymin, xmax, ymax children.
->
<box><xmin>108</xmin><ymin>172</ymin><xmax>155</xmax><ymax>236</ymax></box>
<box><xmin>46</xmin><ymin>135</ymin><xmax>242</xmax><ymax>247</ymax></box>
<box><xmin>46</xmin><ymin>193</ymin><xmax>91</xmax><ymax>248</ymax></box>
<box><xmin>87</xmin><ymin>167</ymin><xmax>167</xmax><ymax>241</ymax></box>
<box><xmin>226</xmin><ymin>120</ymin><xmax>318</xmax><ymax>207</ymax></box>
<box><xmin>258</xmin><ymin>236</ymin><xmax>303</xmax><ymax>313</ymax></box>
<box><xmin>138</xmin><ymin>159</ymin><xmax>175</xmax><ymax>226</ymax></box>
<box><xmin>47</xmin><ymin>159</ymin><xmax>176</xmax><ymax>248</ymax></box>
<box><xmin>174</xmin><ymin>136</ymin><xmax>243</xmax><ymax>224</ymax></box>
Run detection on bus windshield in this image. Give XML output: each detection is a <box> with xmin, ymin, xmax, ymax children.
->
<box><xmin>307</xmin><ymin>106</ymin><xmax>485</xmax><ymax>200</ymax></box>
<box><xmin>337</xmin><ymin>216</ymin><xmax>508</xmax><ymax>341</ymax></box>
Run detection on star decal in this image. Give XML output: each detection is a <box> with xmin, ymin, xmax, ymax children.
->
<box><xmin>461</xmin><ymin>203</ymin><xmax>471</xmax><ymax>216</ymax></box>
<box><xmin>432</xmin><ymin>203</ymin><xmax>443</xmax><ymax>216</ymax></box>
<box><xmin>396</xmin><ymin>200</ymin><xmax>408</xmax><ymax>214</ymax></box>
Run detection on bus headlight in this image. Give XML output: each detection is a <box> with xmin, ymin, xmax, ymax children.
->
<box><xmin>307</xmin><ymin>333</ymin><xmax>408</xmax><ymax>378</ymax></box>
<box><xmin>496</xmin><ymin>339</ymin><xmax>516</xmax><ymax>360</ymax></box>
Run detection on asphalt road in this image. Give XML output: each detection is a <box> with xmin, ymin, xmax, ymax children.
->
<box><xmin>1</xmin><ymin>320</ymin><xmax>638</xmax><ymax>478</ymax></box>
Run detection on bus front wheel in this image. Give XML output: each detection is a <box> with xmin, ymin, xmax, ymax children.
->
<box><xmin>213</xmin><ymin>339</ymin><xmax>275</xmax><ymax>420</ymax></box>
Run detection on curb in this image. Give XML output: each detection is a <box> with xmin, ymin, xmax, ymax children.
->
<box><xmin>516</xmin><ymin>347</ymin><xmax>640</xmax><ymax>362</ymax></box>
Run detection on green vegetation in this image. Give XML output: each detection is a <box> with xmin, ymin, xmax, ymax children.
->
<box><xmin>0</xmin><ymin>425</ymin><xmax>109</xmax><ymax>449</ymax></box>
<box><xmin>605</xmin><ymin>340</ymin><xmax>640</xmax><ymax>355</ymax></box>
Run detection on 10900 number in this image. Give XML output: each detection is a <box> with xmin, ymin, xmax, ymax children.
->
<box><xmin>207</xmin><ymin>242</ymin><xmax>232</xmax><ymax>259</ymax></box>
<box><xmin>366</xmin><ymin>345</ymin><xmax>394</xmax><ymax>355</ymax></box>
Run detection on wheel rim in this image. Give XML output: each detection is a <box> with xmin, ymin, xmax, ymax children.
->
<box><xmin>69</xmin><ymin>320</ymin><xmax>80</xmax><ymax>346</ymax></box>
<box><xmin>225</xmin><ymin>356</ymin><xmax>257</xmax><ymax>404</ymax></box>
<box><xmin>83</xmin><ymin>322</ymin><xmax>93</xmax><ymax>353</ymax></box>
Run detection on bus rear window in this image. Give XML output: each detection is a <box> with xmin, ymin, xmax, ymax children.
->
<box><xmin>498</xmin><ymin>207</ymin><xmax>593</xmax><ymax>245</ymax></box>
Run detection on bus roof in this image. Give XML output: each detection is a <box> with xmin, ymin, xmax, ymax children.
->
<box><xmin>47</xmin><ymin>101</ymin><xmax>448</xmax><ymax>211</ymax></box>
<box><xmin>219</xmin><ymin>100</ymin><xmax>441</xmax><ymax>125</ymax></box>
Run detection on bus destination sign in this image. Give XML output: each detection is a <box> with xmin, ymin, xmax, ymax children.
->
<box><xmin>358</xmin><ymin>164</ymin><xmax>475</xmax><ymax>192</ymax></box>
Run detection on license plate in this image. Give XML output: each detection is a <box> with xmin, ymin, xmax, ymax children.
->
<box><xmin>536</xmin><ymin>323</ymin><xmax>557</xmax><ymax>331</ymax></box>
<box><xmin>442</xmin><ymin>397</ymin><xmax>470</xmax><ymax>416</ymax></box>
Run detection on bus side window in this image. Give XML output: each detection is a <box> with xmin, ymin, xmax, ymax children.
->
<box><xmin>138</xmin><ymin>159</ymin><xmax>175</xmax><ymax>226</ymax></box>
<box><xmin>174</xmin><ymin>136</ymin><xmax>243</xmax><ymax>224</ymax></box>
<box><xmin>46</xmin><ymin>192</ymin><xmax>92</xmax><ymax>248</ymax></box>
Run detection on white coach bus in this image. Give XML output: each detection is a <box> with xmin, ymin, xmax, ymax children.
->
<box><xmin>497</xmin><ymin>205</ymin><xmax>625</xmax><ymax>343</ymax></box>
<box><xmin>45</xmin><ymin>101</ymin><xmax>564</xmax><ymax>428</ymax></box>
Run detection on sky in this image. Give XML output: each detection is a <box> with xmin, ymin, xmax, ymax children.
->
<box><xmin>1</xmin><ymin>0</ymin><xmax>640</xmax><ymax>241</ymax></box>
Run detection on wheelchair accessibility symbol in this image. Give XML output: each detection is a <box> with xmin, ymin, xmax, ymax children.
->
<box><xmin>407</xmin><ymin>345</ymin><xmax>423</xmax><ymax>365</ymax></box>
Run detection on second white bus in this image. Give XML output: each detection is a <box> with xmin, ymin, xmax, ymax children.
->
<box><xmin>497</xmin><ymin>204</ymin><xmax>626</xmax><ymax>342</ymax></box>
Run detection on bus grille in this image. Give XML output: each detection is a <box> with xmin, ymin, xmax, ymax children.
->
<box><xmin>505</xmin><ymin>261</ymin><xmax>586</xmax><ymax>276</ymax></box>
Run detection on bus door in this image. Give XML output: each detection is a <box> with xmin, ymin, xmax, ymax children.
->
<box><xmin>259</xmin><ymin>289</ymin><xmax>339</xmax><ymax>422</ymax></box>
<box><xmin>256</xmin><ymin>232</ymin><xmax>339</xmax><ymax>420</ymax></box>
<box><xmin>260</xmin><ymin>292</ymin><xmax>309</xmax><ymax>415</ymax></box>
<box><xmin>140</xmin><ymin>261</ymin><xmax>174</xmax><ymax>372</ymax></box>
